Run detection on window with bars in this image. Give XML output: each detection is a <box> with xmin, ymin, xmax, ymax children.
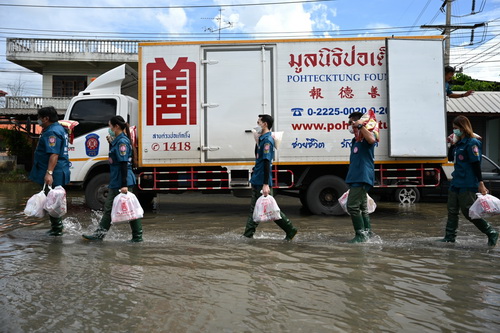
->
<box><xmin>52</xmin><ymin>76</ymin><xmax>87</xmax><ymax>97</ymax></box>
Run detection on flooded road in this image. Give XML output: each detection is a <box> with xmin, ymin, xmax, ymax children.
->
<box><xmin>1</xmin><ymin>182</ymin><xmax>499</xmax><ymax>332</ymax></box>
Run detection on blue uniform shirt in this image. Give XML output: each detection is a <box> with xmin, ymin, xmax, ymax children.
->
<box><xmin>345</xmin><ymin>137</ymin><xmax>375</xmax><ymax>187</ymax></box>
<box><xmin>250</xmin><ymin>132</ymin><xmax>274</xmax><ymax>187</ymax></box>
<box><xmin>29</xmin><ymin>122</ymin><xmax>70</xmax><ymax>187</ymax></box>
<box><xmin>108</xmin><ymin>132</ymin><xmax>136</xmax><ymax>189</ymax></box>
<box><xmin>451</xmin><ymin>137</ymin><xmax>482</xmax><ymax>189</ymax></box>
<box><xmin>446</xmin><ymin>82</ymin><xmax>453</xmax><ymax>96</ymax></box>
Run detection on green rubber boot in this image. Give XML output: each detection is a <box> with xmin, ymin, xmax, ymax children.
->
<box><xmin>274</xmin><ymin>213</ymin><xmax>298</xmax><ymax>241</ymax></box>
<box><xmin>82</xmin><ymin>217</ymin><xmax>111</xmax><ymax>241</ymax></box>
<box><xmin>348</xmin><ymin>215</ymin><xmax>368</xmax><ymax>243</ymax></box>
<box><xmin>362</xmin><ymin>214</ymin><xmax>374</xmax><ymax>238</ymax></box>
<box><xmin>471</xmin><ymin>218</ymin><xmax>498</xmax><ymax>247</ymax></box>
<box><xmin>437</xmin><ymin>219</ymin><xmax>458</xmax><ymax>243</ymax></box>
<box><xmin>129</xmin><ymin>220</ymin><xmax>143</xmax><ymax>243</ymax></box>
<box><xmin>243</xmin><ymin>217</ymin><xmax>259</xmax><ymax>238</ymax></box>
<box><xmin>46</xmin><ymin>216</ymin><xmax>64</xmax><ymax>236</ymax></box>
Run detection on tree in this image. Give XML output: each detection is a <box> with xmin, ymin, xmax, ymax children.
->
<box><xmin>452</xmin><ymin>73</ymin><xmax>500</xmax><ymax>91</ymax></box>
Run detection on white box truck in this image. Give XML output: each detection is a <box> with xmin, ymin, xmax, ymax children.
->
<box><xmin>64</xmin><ymin>36</ymin><xmax>451</xmax><ymax>214</ymax></box>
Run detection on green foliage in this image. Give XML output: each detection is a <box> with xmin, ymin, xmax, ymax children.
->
<box><xmin>0</xmin><ymin>128</ymin><xmax>32</xmax><ymax>158</ymax></box>
<box><xmin>452</xmin><ymin>73</ymin><xmax>500</xmax><ymax>91</ymax></box>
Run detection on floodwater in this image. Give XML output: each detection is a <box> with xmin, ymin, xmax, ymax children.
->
<box><xmin>1</xmin><ymin>182</ymin><xmax>499</xmax><ymax>333</ymax></box>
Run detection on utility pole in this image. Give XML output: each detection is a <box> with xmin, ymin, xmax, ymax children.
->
<box><xmin>421</xmin><ymin>0</ymin><xmax>485</xmax><ymax>67</ymax></box>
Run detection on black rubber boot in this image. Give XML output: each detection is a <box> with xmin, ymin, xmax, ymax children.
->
<box><xmin>46</xmin><ymin>216</ymin><xmax>64</xmax><ymax>236</ymax></box>
<box><xmin>82</xmin><ymin>228</ymin><xmax>107</xmax><ymax>241</ymax></box>
<box><xmin>471</xmin><ymin>219</ymin><xmax>498</xmax><ymax>247</ymax></box>
<box><xmin>129</xmin><ymin>220</ymin><xmax>143</xmax><ymax>243</ymax></box>
<box><xmin>349</xmin><ymin>215</ymin><xmax>368</xmax><ymax>243</ymax></box>
<box><xmin>437</xmin><ymin>219</ymin><xmax>457</xmax><ymax>243</ymax></box>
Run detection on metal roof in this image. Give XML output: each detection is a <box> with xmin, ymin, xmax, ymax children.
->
<box><xmin>446</xmin><ymin>91</ymin><xmax>500</xmax><ymax>114</ymax></box>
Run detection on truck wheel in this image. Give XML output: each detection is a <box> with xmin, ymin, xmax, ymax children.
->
<box><xmin>137</xmin><ymin>192</ymin><xmax>156</xmax><ymax>209</ymax></box>
<box><xmin>395</xmin><ymin>187</ymin><xmax>420</xmax><ymax>204</ymax></box>
<box><xmin>85</xmin><ymin>173</ymin><xmax>110</xmax><ymax>210</ymax></box>
<box><xmin>306</xmin><ymin>175</ymin><xmax>349</xmax><ymax>215</ymax></box>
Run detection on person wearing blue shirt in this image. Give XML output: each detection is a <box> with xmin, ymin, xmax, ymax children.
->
<box><xmin>82</xmin><ymin>116</ymin><xmax>143</xmax><ymax>242</ymax></box>
<box><xmin>438</xmin><ymin>116</ymin><xmax>498</xmax><ymax>246</ymax></box>
<box><xmin>344</xmin><ymin>112</ymin><xmax>377</xmax><ymax>243</ymax></box>
<box><xmin>445</xmin><ymin>66</ymin><xmax>474</xmax><ymax>99</ymax></box>
<box><xmin>243</xmin><ymin>114</ymin><xmax>298</xmax><ymax>240</ymax></box>
<box><xmin>29</xmin><ymin>106</ymin><xmax>70</xmax><ymax>236</ymax></box>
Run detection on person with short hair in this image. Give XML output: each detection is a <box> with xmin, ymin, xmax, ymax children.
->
<box><xmin>243</xmin><ymin>114</ymin><xmax>298</xmax><ymax>241</ymax></box>
<box><xmin>82</xmin><ymin>115</ymin><xmax>143</xmax><ymax>242</ymax></box>
<box><xmin>438</xmin><ymin>115</ymin><xmax>498</xmax><ymax>246</ymax></box>
<box><xmin>345</xmin><ymin>112</ymin><xmax>377</xmax><ymax>243</ymax></box>
<box><xmin>29</xmin><ymin>106</ymin><xmax>70</xmax><ymax>236</ymax></box>
<box><xmin>444</xmin><ymin>66</ymin><xmax>474</xmax><ymax>99</ymax></box>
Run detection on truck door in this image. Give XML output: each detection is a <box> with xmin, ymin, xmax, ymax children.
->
<box><xmin>203</xmin><ymin>46</ymin><xmax>274</xmax><ymax>161</ymax></box>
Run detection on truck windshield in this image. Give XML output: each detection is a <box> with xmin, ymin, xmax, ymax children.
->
<box><xmin>69</xmin><ymin>99</ymin><xmax>117</xmax><ymax>138</ymax></box>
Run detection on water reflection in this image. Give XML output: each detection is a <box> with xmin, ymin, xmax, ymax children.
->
<box><xmin>0</xmin><ymin>183</ymin><xmax>499</xmax><ymax>332</ymax></box>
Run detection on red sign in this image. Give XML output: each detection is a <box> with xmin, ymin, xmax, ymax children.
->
<box><xmin>146</xmin><ymin>57</ymin><xmax>197</xmax><ymax>126</ymax></box>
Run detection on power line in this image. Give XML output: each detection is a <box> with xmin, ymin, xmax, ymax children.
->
<box><xmin>0</xmin><ymin>0</ymin><xmax>337</xmax><ymax>9</ymax></box>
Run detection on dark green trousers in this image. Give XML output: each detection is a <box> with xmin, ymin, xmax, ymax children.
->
<box><xmin>243</xmin><ymin>186</ymin><xmax>297</xmax><ymax>239</ymax></box>
<box><xmin>346</xmin><ymin>186</ymin><xmax>371</xmax><ymax>231</ymax></box>
<box><xmin>444</xmin><ymin>189</ymin><xmax>496</xmax><ymax>241</ymax></box>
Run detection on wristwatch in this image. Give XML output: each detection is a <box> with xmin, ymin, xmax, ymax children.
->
<box><xmin>47</xmin><ymin>170</ymin><xmax>53</xmax><ymax>175</ymax></box>
<box><xmin>357</xmin><ymin>124</ymin><xmax>363</xmax><ymax>129</ymax></box>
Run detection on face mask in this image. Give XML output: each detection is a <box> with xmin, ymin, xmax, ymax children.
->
<box><xmin>108</xmin><ymin>128</ymin><xmax>116</xmax><ymax>137</ymax></box>
<box><xmin>453</xmin><ymin>128</ymin><xmax>462</xmax><ymax>137</ymax></box>
<box><xmin>254</xmin><ymin>126</ymin><xmax>262</xmax><ymax>134</ymax></box>
<box><xmin>348</xmin><ymin>127</ymin><xmax>354</xmax><ymax>134</ymax></box>
<box><xmin>37</xmin><ymin>119</ymin><xmax>43</xmax><ymax>126</ymax></box>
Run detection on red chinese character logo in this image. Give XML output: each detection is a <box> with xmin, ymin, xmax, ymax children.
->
<box><xmin>368</xmin><ymin>86</ymin><xmax>380</xmax><ymax>98</ymax></box>
<box><xmin>146</xmin><ymin>57</ymin><xmax>197</xmax><ymax>126</ymax></box>
<box><xmin>339</xmin><ymin>86</ymin><xmax>354</xmax><ymax>99</ymax></box>
<box><xmin>309</xmin><ymin>87</ymin><xmax>324</xmax><ymax>99</ymax></box>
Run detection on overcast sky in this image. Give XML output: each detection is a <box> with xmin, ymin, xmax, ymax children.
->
<box><xmin>1</xmin><ymin>0</ymin><xmax>499</xmax><ymax>96</ymax></box>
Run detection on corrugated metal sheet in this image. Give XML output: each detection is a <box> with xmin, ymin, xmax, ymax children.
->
<box><xmin>446</xmin><ymin>91</ymin><xmax>500</xmax><ymax>114</ymax></box>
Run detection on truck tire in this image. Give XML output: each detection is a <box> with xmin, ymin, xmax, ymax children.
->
<box><xmin>85</xmin><ymin>173</ymin><xmax>110</xmax><ymax>210</ymax></box>
<box><xmin>306</xmin><ymin>175</ymin><xmax>349</xmax><ymax>215</ymax></box>
<box><xmin>395</xmin><ymin>187</ymin><xmax>420</xmax><ymax>204</ymax></box>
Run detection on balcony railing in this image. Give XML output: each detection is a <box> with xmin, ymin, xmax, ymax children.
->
<box><xmin>3</xmin><ymin>96</ymin><xmax>71</xmax><ymax>110</ymax></box>
<box><xmin>7</xmin><ymin>38</ymin><xmax>140</xmax><ymax>55</ymax></box>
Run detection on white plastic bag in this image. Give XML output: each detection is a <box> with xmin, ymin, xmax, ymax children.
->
<box><xmin>469</xmin><ymin>193</ymin><xmax>500</xmax><ymax>219</ymax></box>
<box><xmin>253</xmin><ymin>195</ymin><xmax>281</xmax><ymax>222</ymax></box>
<box><xmin>44</xmin><ymin>185</ymin><xmax>67</xmax><ymax>218</ymax></box>
<box><xmin>111</xmin><ymin>192</ymin><xmax>144</xmax><ymax>224</ymax></box>
<box><xmin>24</xmin><ymin>185</ymin><xmax>47</xmax><ymax>218</ymax></box>
<box><xmin>338</xmin><ymin>190</ymin><xmax>377</xmax><ymax>215</ymax></box>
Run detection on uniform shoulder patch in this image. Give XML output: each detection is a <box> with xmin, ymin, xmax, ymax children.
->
<box><xmin>48</xmin><ymin>135</ymin><xmax>57</xmax><ymax>147</ymax></box>
<box><xmin>119</xmin><ymin>143</ymin><xmax>128</xmax><ymax>156</ymax></box>
<box><xmin>472</xmin><ymin>145</ymin><xmax>479</xmax><ymax>156</ymax></box>
<box><xmin>263</xmin><ymin>143</ymin><xmax>271</xmax><ymax>154</ymax></box>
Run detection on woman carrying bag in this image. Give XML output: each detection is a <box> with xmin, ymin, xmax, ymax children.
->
<box><xmin>82</xmin><ymin>116</ymin><xmax>143</xmax><ymax>242</ymax></box>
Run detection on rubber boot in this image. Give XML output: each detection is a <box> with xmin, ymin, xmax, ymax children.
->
<box><xmin>129</xmin><ymin>220</ymin><xmax>143</xmax><ymax>243</ymax></box>
<box><xmin>362</xmin><ymin>214</ymin><xmax>374</xmax><ymax>238</ymax></box>
<box><xmin>437</xmin><ymin>219</ymin><xmax>458</xmax><ymax>243</ymax></box>
<box><xmin>274</xmin><ymin>214</ymin><xmax>298</xmax><ymax>241</ymax></box>
<box><xmin>348</xmin><ymin>215</ymin><xmax>368</xmax><ymax>243</ymax></box>
<box><xmin>243</xmin><ymin>217</ymin><xmax>259</xmax><ymax>238</ymax></box>
<box><xmin>82</xmin><ymin>215</ymin><xmax>111</xmax><ymax>241</ymax></box>
<box><xmin>470</xmin><ymin>219</ymin><xmax>498</xmax><ymax>247</ymax></box>
<box><xmin>46</xmin><ymin>216</ymin><xmax>64</xmax><ymax>236</ymax></box>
